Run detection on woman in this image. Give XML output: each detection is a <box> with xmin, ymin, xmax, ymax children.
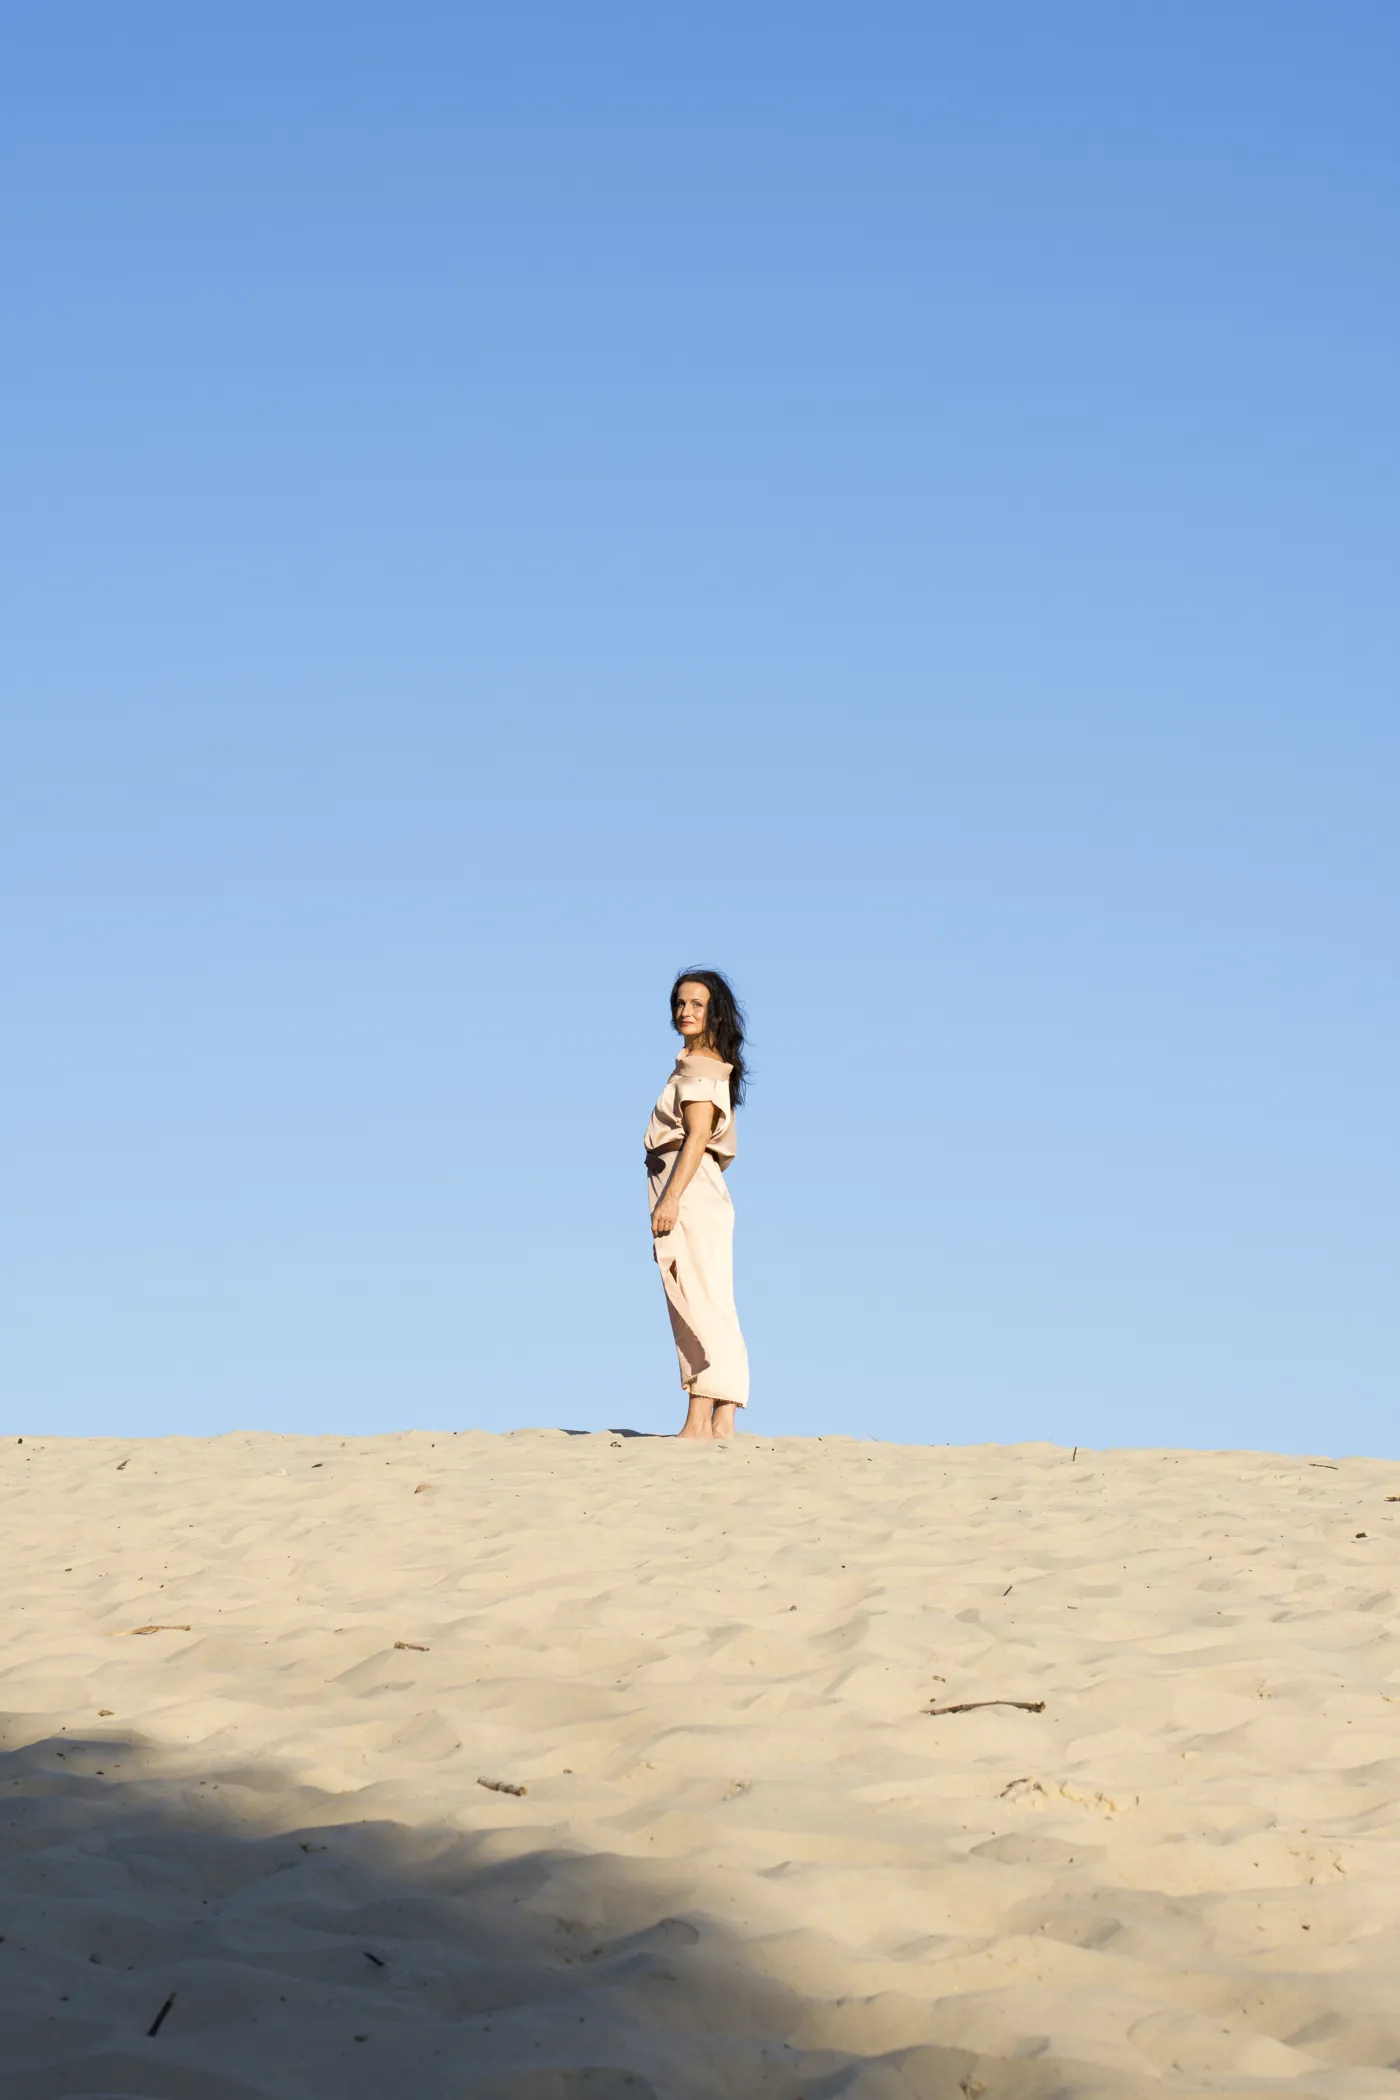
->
<box><xmin>645</xmin><ymin>969</ymin><xmax>750</xmax><ymax>1439</ymax></box>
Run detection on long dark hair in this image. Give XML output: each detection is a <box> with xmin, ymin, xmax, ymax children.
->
<box><xmin>670</xmin><ymin>968</ymin><xmax>748</xmax><ymax>1108</ymax></box>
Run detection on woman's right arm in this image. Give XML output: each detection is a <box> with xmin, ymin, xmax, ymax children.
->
<box><xmin>650</xmin><ymin>1098</ymin><xmax>716</xmax><ymax>1236</ymax></box>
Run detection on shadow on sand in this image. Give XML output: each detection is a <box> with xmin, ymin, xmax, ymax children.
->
<box><xmin>0</xmin><ymin>1728</ymin><xmax>1145</xmax><ymax>2100</ymax></box>
<box><xmin>556</xmin><ymin>1430</ymin><xmax>660</xmax><ymax>1440</ymax></box>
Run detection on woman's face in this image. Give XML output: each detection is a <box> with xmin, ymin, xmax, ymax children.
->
<box><xmin>674</xmin><ymin>981</ymin><xmax>711</xmax><ymax>1044</ymax></box>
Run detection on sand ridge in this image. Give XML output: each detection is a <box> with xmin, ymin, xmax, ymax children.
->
<box><xmin>2</xmin><ymin>1429</ymin><xmax>1400</xmax><ymax>2097</ymax></box>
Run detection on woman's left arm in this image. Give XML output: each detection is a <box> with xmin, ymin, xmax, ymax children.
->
<box><xmin>650</xmin><ymin>1099</ymin><xmax>716</xmax><ymax>1236</ymax></box>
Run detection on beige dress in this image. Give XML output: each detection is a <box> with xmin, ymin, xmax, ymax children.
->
<box><xmin>645</xmin><ymin>1052</ymin><xmax>750</xmax><ymax>1408</ymax></box>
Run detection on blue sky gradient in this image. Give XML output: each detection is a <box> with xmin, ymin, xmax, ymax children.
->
<box><xmin>3</xmin><ymin>4</ymin><xmax>1396</xmax><ymax>1450</ymax></box>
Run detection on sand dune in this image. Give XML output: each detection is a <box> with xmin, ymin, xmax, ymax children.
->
<box><xmin>3</xmin><ymin>1428</ymin><xmax>1400</xmax><ymax>2097</ymax></box>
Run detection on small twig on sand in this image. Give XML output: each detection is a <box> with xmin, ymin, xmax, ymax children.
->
<box><xmin>106</xmin><ymin>1625</ymin><xmax>191</xmax><ymax>1638</ymax></box>
<box><xmin>926</xmin><ymin>1699</ymin><xmax>1046</xmax><ymax>1717</ymax></box>
<box><xmin>394</xmin><ymin>1641</ymin><xmax>429</xmax><ymax>1652</ymax></box>
<box><xmin>477</xmin><ymin>1776</ymin><xmax>527</xmax><ymax>1796</ymax></box>
<box><xmin>1309</xmin><ymin>1461</ymin><xmax>1339</xmax><ymax>1470</ymax></box>
<box><xmin>147</xmin><ymin>1993</ymin><xmax>176</xmax><ymax>2037</ymax></box>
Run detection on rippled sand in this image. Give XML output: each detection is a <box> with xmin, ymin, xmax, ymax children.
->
<box><xmin>3</xmin><ymin>1428</ymin><xmax>1400</xmax><ymax>2098</ymax></box>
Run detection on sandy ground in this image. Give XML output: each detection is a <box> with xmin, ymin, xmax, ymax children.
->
<box><xmin>3</xmin><ymin>1429</ymin><xmax>1400</xmax><ymax>2099</ymax></box>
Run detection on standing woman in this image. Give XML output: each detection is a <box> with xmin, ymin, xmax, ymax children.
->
<box><xmin>645</xmin><ymin>970</ymin><xmax>750</xmax><ymax>1439</ymax></box>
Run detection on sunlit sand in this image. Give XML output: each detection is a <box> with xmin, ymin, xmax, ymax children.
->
<box><xmin>4</xmin><ymin>1429</ymin><xmax>1399</xmax><ymax>2097</ymax></box>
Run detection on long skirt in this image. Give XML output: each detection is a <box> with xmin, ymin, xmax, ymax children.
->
<box><xmin>647</xmin><ymin>1148</ymin><xmax>750</xmax><ymax>1407</ymax></box>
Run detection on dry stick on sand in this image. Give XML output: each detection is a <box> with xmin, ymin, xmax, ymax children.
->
<box><xmin>147</xmin><ymin>1993</ymin><xmax>177</xmax><ymax>2037</ymax></box>
<box><xmin>477</xmin><ymin>1777</ymin><xmax>527</xmax><ymax>1796</ymax></box>
<box><xmin>394</xmin><ymin>1641</ymin><xmax>429</xmax><ymax>1652</ymax></box>
<box><xmin>926</xmin><ymin>1698</ymin><xmax>1047</xmax><ymax>1717</ymax></box>
<box><xmin>105</xmin><ymin>1625</ymin><xmax>191</xmax><ymax>1638</ymax></box>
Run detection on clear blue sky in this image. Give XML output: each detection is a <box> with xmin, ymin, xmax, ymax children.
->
<box><xmin>3</xmin><ymin>4</ymin><xmax>1396</xmax><ymax>1452</ymax></box>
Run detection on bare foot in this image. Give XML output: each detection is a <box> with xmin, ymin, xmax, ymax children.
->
<box><xmin>710</xmin><ymin>1403</ymin><xmax>737</xmax><ymax>1442</ymax></box>
<box><xmin>676</xmin><ymin>1392</ymin><xmax>713</xmax><ymax>1440</ymax></box>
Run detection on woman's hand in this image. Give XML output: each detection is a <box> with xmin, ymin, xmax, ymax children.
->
<box><xmin>651</xmin><ymin>1190</ymin><xmax>680</xmax><ymax>1237</ymax></box>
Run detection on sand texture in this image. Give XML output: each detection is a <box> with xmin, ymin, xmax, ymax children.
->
<box><xmin>3</xmin><ymin>1430</ymin><xmax>1400</xmax><ymax>2099</ymax></box>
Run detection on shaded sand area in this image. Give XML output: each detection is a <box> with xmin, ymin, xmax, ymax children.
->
<box><xmin>4</xmin><ymin>1431</ymin><xmax>1400</xmax><ymax>2098</ymax></box>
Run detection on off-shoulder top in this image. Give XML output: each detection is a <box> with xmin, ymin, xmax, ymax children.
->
<box><xmin>644</xmin><ymin>1052</ymin><xmax>736</xmax><ymax>1166</ymax></box>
